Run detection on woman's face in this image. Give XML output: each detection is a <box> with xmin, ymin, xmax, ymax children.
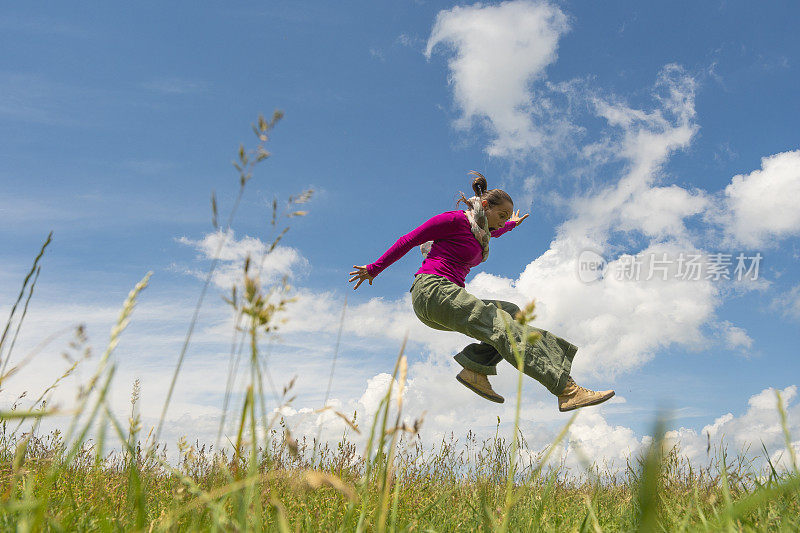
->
<box><xmin>483</xmin><ymin>200</ymin><xmax>513</xmax><ymax>231</ymax></box>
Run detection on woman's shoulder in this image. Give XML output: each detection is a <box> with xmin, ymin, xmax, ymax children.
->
<box><xmin>415</xmin><ymin>211</ymin><xmax>469</xmax><ymax>235</ymax></box>
<box><xmin>427</xmin><ymin>210</ymin><xmax>470</xmax><ymax>232</ymax></box>
<box><xmin>437</xmin><ymin>210</ymin><xmax>468</xmax><ymax>222</ymax></box>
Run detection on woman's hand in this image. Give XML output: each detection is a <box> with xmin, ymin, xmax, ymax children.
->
<box><xmin>349</xmin><ymin>265</ymin><xmax>374</xmax><ymax>290</ymax></box>
<box><xmin>510</xmin><ymin>209</ymin><xmax>529</xmax><ymax>225</ymax></box>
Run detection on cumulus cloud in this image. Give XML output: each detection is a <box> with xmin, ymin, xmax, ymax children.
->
<box><xmin>665</xmin><ymin>385</ymin><xmax>800</xmax><ymax>472</ymax></box>
<box><xmin>616</xmin><ymin>185</ymin><xmax>709</xmax><ymax>240</ymax></box>
<box><xmin>567</xmin><ymin>410</ymin><xmax>645</xmax><ymax>470</ymax></box>
<box><xmin>467</xmin><ymin>243</ymin><xmax>720</xmax><ymax>378</ymax></box>
<box><xmin>176</xmin><ymin>229</ymin><xmax>310</xmax><ymax>290</ymax></box>
<box><xmin>713</xmin><ymin>149</ymin><xmax>800</xmax><ymax>248</ymax></box>
<box><xmin>426</xmin><ymin>0</ymin><xmax>571</xmax><ymax>158</ymax></box>
<box><xmin>272</xmin><ymin>355</ymin><xmax>800</xmax><ymax>476</ymax></box>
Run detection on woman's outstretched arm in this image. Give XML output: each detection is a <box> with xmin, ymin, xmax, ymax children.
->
<box><xmin>349</xmin><ymin>211</ymin><xmax>462</xmax><ymax>290</ymax></box>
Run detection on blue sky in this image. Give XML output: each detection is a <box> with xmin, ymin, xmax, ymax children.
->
<box><xmin>2</xmin><ymin>1</ymin><xmax>799</xmax><ymax>469</ymax></box>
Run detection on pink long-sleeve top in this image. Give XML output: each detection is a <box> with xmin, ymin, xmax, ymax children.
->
<box><xmin>366</xmin><ymin>210</ymin><xmax>516</xmax><ymax>287</ymax></box>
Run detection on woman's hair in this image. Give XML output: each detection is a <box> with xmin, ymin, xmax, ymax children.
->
<box><xmin>456</xmin><ymin>170</ymin><xmax>513</xmax><ymax>210</ymax></box>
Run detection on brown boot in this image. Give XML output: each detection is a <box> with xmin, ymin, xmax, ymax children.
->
<box><xmin>456</xmin><ymin>368</ymin><xmax>505</xmax><ymax>403</ymax></box>
<box><xmin>557</xmin><ymin>376</ymin><xmax>614</xmax><ymax>412</ymax></box>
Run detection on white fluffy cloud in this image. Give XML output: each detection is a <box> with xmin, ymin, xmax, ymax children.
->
<box><xmin>717</xmin><ymin>150</ymin><xmax>800</xmax><ymax>248</ymax></box>
<box><xmin>426</xmin><ymin>0</ymin><xmax>571</xmax><ymax>158</ymax></box>
<box><xmin>464</xmin><ymin>242</ymin><xmax>722</xmax><ymax>378</ymax></box>
<box><xmin>567</xmin><ymin>410</ymin><xmax>645</xmax><ymax>470</ymax></box>
<box><xmin>617</xmin><ymin>185</ymin><xmax>709</xmax><ymax>239</ymax></box>
<box><xmin>176</xmin><ymin>229</ymin><xmax>310</xmax><ymax>291</ymax></box>
<box><xmin>273</xmin><ymin>355</ymin><xmax>800</xmax><ymax>476</ymax></box>
<box><xmin>665</xmin><ymin>385</ymin><xmax>800</xmax><ymax>472</ymax></box>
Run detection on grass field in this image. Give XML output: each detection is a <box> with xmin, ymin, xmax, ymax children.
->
<box><xmin>1</xmin><ymin>396</ymin><xmax>799</xmax><ymax>531</ymax></box>
<box><xmin>1</xmin><ymin>114</ymin><xmax>798</xmax><ymax>531</ymax></box>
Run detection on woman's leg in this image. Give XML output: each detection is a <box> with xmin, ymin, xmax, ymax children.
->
<box><xmin>453</xmin><ymin>299</ymin><xmax>519</xmax><ymax>375</ymax></box>
<box><xmin>411</xmin><ymin>273</ymin><xmax>576</xmax><ymax>395</ymax></box>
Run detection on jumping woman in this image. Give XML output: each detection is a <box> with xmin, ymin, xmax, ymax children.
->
<box><xmin>348</xmin><ymin>171</ymin><xmax>614</xmax><ymax>412</ymax></box>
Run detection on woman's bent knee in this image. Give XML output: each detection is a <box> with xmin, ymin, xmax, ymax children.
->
<box><xmin>484</xmin><ymin>299</ymin><xmax>520</xmax><ymax>319</ymax></box>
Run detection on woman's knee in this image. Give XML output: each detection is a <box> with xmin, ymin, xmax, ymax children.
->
<box><xmin>506</xmin><ymin>302</ymin><xmax>521</xmax><ymax>316</ymax></box>
<box><xmin>487</xmin><ymin>299</ymin><xmax>520</xmax><ymax>317</ymax></box>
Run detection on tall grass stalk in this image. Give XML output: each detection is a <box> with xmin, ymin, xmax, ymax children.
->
<box><xmin>153</xmin><ymin>111</ymin><xmax>284</xmax><ymax>449</ymax></box>
<box><xmin>776</xmin><ymin>389</ymin><xmax>799</xmax><ymax>474</ymax></box>
<box><xmin>0</xmin><ymin>231</ymin><xmax>52</xmax><ymax>382</ymax></box>
<box><xmin>355</xmin><ymin>339</ymin><xmax>406</xmax><ymax>533</ymax></box>
<box><xmin>316</xmin><ymin>295</ymin><xmax>348</xmax><ymax>465</ymax></box>
<box><xmin>497</xmin><ymin>299</ymin><xmax>542</xmax><ymax>532</ymax></box>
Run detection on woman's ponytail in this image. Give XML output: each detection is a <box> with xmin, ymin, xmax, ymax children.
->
<box><xmin>468</xmin><ymin>170</ymin><xmax>488</xmax><ymax>198</ymax></box>
<box><xmin>455</xmin><ymin>170</ymin><xmax>513</xmax><ymax>211</ymax></box>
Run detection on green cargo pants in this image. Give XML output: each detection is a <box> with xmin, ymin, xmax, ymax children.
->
<box><xmin>409</xmin><ymin>273</ymin><xmax>577</xmax><ymax>395</ymax></box>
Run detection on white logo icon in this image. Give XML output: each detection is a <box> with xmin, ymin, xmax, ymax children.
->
<box><xmin>577</xmin><ymin>250</ymin><xmax>607</xmax><ymax>283</ymax></box>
